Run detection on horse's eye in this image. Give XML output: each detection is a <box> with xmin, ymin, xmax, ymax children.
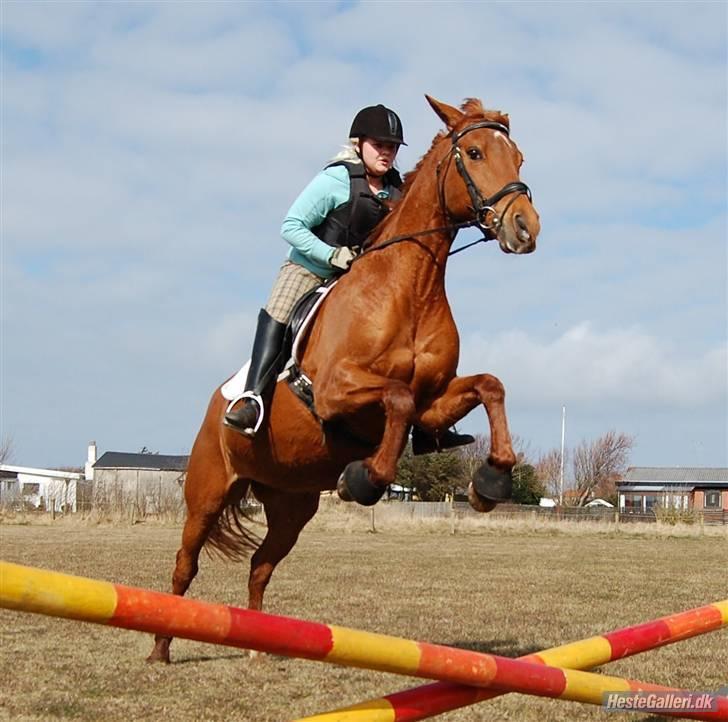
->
<box><xmin>466</xmin><ymin>147</ymin><xmax>482</xmax><ymax>160</ymax></box>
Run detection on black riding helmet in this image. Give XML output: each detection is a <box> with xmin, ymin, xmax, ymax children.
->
<box><xmin>349</xmin><ymin>104</ymin><xmax>406</xmax><ymax>146</ymax></box>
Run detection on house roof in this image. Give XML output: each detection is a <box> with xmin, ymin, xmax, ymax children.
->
<box><xmin>94</xmin><ymin>452</ymin><xmax>189</xmax><ymax>471</ymax></box>
<box><xmin>619</xmin><ymin>467</ymin><xmax>728</xmax><ymax>483</ymax></box>
<box><xmin>0</xmin><ymin>464</ymin><xmax>84</xmax><ymax>480</ymax></box>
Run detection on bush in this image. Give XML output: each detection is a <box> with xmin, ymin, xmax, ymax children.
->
<box><xmin>395</xmin><ymin>444</ymin><xmax>465</xmax><ymax>501</ymax></box>
<box><xmin>654</xmin><ymin>505</ymin><xmax>697</xmax><ymax>526</ymax></box>
<box><xmin>511</xmin><ymin>463</ymin><xmax>546</xmax><ymax>505</ymax></box>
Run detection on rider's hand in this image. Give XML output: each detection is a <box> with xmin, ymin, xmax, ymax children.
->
<box><xmin>330</xmin><ymin>246</ymin><xmax>358</xmax><ymax>270</ymax></box>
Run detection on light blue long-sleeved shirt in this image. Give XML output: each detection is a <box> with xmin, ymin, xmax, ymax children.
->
<box><xmin>281</xmin><ymin>163</ymin><xmax>394</xmax><ymax>279</ymax></box>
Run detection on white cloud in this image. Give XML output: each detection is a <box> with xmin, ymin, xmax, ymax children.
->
<box><xmin>461</xmin><ymin>322</ymin><xmax>727</xmax><ymax>408</ymax></box>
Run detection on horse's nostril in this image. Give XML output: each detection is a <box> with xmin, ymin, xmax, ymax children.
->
<box><xmin>513</xmin><ymin>214</ymin><xmax>530</xmax><ymax>242</ymax></box>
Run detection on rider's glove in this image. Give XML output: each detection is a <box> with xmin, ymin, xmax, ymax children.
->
<box><xmin>330</xmin><ymin>246</ymin><xmax>358</xmax><ymax>270</ymax></box>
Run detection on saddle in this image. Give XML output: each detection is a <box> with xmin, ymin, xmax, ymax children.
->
<box><xmin>284</xmin><ymin>279</ymin><xmax>338</xmax><ymax>365</ymax></box>
<box><xmin>281</xmin><ymin>280</ymin><xmax>338</xmax><ymax>417</ymax></box>
<box><xmin>220</xmin><ymin>280</ymin><xmax>337</xmax><ymax>415</ymax></box>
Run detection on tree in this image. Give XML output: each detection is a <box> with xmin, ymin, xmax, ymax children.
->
<box><xmin>395</xmin><ymin>445</ymin><xmax>465</xmax><ymax>501</ymax></box>
<box><xmin>535</xmin><ymin>448</ymin><xmax>565</xmax><ymax>500</ymax></box>
<box><xmin>511</xmin><ymin>463</ymin><xmax>546</xmax><ymax>505</ymax></box>
<box><xmin>457</xmin><ymin>433</ymin><xmax>532</xmax><ymax>475</ymax></box>
<box><xmin>456</xmin><ymin>434</ymin><xmax>490</xmax><ymax>482</ymax></box>
<box><xmin>510</xmin><ymin>433</ymin><xmax>534</xmax><ymax>466</ymax></box>
<box><xmin>0</xmin><ymin>435</ymin><xmax>14</xmax><ymax>464</ymax></box>
<box><xmin>571</xmin><ymin>431</ymin><xmax>633</xmax><ymax>506</ymax></box>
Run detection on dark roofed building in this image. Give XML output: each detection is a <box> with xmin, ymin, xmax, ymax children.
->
<box><xmin>92</xmin><ymin>451</ymin><xmax>189</xmax><ymax>517</ymax></box>
<box><xmin>617</xmin><ymin>467</ymin><xmax>728</xmax><ymax>519</ymax></box>
<box><xmin>94</xmin><ymin>452</ymin><xmax>188</xmax><ymax>472</ymax></box>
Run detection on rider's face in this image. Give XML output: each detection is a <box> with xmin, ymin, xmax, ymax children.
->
<box><xmin>360</xmin><ymin>138</ymin><xmax>399</xmax><ymax>177</ymax></box>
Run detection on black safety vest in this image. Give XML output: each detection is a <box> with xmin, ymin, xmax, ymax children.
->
<box><xmin>311</xmin><ymin>161</ymin><xmax>402</xmax><ymax>249</ymax></box>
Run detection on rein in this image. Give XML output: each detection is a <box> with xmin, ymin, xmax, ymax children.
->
<box><xmin>359</xmin><ymin>218</ymin><xmax>488</xmax><ymax>259</ymax></box>
<box><xmin>358</xmin><ymin>120</ymin><xmax>532</xmax><ymax>261</ymax></box>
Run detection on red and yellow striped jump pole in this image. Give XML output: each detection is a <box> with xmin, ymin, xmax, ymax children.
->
<box><xmin>297</xmin><ymin>599</ymin><xmax>728</xmax><ymax>721</ymax></box>
<box><xmin>1</xmin><ymin>562</ymin><xmax>726</xmax><ymax>721</ymax></box>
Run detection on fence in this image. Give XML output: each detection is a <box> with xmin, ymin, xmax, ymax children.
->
<box><xmin>3</xmin><ymin>483</ymin><xmax>726</xmax><ymax>526</ymax></box>
<box><xmin>379</xmin><ymin>500</ymin><xmax>728</xmax><ymax>526</ymax></box>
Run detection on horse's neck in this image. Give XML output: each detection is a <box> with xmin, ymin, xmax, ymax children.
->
<box><xmin>367</xmin><ymin>203</ymin><xmax>453</xmax><ymax>317</ymax></box>
<box><xmin>376</xmin><ymin>183</ymin><xmax>453</xmax><ymax>274</ymax></box>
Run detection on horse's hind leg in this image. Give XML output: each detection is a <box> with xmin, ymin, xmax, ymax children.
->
<box><xmin>146</xmin><ymin>435</ymin><xmax>233</xmax><ymax>663</ymax></box>
<box><xmin>419</xmin><ymin>373</ymin><xmax>515</xmax><ymax>466</ymax></box>
<box><xmin>247</xmin><ymin>485</ymin><xmax>320</xmax><ymax>611</ymax></box>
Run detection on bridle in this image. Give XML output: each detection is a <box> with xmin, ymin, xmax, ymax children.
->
<box><xmin>359</xmin><ymin>120</ymin><xmax>532</xmax><ymax>259</ymax></box>
<box><xmin>440</xmin><ymin>120</ymin><xmax>532</xmax><ymax>244</ymax></box>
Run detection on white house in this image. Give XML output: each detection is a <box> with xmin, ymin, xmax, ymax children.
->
<box><xmin>0</xmin><ymin>464</ymin><xmax>85</xmax><ymax>512</ymax></box>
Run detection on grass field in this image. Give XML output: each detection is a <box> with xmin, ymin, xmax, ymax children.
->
<box><xmin>1</xmin><ymin>511</ymin><xmax>726</xmax><ymax>722</ymax></box>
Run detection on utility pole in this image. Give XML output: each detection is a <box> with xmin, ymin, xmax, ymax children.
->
<box><xmin>559</xmin><ymin>405</ymin><xmax>566</xmax><ymax>506</ymax></box>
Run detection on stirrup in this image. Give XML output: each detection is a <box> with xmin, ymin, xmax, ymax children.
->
<box><xmin>223</xmin><ymin>392</ymin><xmax>264</xmax><ymax>437</ymax></box>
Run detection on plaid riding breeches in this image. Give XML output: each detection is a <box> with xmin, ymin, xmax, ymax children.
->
<box><xmin>264</xmin><ymin>261</ymin><xmax>326</xmax><ymax>324</ymax></box>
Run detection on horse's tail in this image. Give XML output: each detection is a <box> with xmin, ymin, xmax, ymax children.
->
<box><xmin>204</xmin><ymin>482</ymin><xmax>263</xmax><ymax>562</ymax></box>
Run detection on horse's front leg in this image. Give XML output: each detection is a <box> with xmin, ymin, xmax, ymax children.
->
<box><xmin>316</xmin><ymin>366</ymin><xmax>415</xmax><ymax>506</ymax></box>
<box><xmin>418</xmin><ymin>373</ymin><xmax>516</xmax><ymax>509</ymax></box>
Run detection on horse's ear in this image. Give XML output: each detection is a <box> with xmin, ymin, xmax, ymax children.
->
<box><xmin>425</xmin><ymin>95</ymin><xmax>463</xmax><ymax>131</ymax></box>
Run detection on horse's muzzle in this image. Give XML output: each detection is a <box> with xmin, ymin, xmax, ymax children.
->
<box><xmin>500</xmin><ymin>204</ymin><xmax>540</xmax><ymax>254</ymax></box>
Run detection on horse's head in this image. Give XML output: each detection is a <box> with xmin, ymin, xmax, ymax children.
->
<box><xmin>426</xmin><ymin>95</ymin><xmax>540</xmax><ymax>254</ymax></box>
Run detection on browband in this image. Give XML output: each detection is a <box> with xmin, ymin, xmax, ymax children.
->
<box><xmin>450</xmin><ymin>121</ymin><xmax>510</xmax><ymax>145</ymax></box>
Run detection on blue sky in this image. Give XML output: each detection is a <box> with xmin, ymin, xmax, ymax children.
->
<box><xmin>1</xmin><ymin>1</ymin><xmax>726</xmax><ymax>471</ymax></box>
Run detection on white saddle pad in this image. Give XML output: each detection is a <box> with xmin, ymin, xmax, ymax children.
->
<box><xmin>221</xmin><ymin>361</ymin><xmax>251</xmax><ymax>401</ymax></box>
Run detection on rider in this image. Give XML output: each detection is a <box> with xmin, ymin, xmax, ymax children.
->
<box><xmin>223</xmin><ymin>104</ymin><xmax>473</xmax><ymax>454</ymax></box>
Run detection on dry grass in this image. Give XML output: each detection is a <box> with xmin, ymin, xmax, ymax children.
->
<box><xmin>0</xmin><ymin>513</ymin><xmax>727</xmax><ymax>722</ymax></box>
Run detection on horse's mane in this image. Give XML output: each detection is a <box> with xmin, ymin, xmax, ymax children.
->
<box><xmin>400</xmin><ymin>98</ymin><xmax>510</xmax><ymax>197</ymax></box>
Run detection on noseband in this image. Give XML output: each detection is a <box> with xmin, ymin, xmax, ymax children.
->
<box><xmin>438</xmin><ymin>120</ymin><xmax>532</xmax><ymax>240</ymax></box>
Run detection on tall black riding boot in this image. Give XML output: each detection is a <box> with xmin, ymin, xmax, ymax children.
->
<box><xmin>224</xmin><ymin>309</ymin><xmax>287</xmax><ymax>437</ymax></box>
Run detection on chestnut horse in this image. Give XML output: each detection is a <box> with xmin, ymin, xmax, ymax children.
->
<box><xmin>148</xmin><ymin>96</ymin><xmax>540</xmax><ymax>663</ymax></box>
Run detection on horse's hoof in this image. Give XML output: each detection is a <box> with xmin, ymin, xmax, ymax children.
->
<box><xmin>467</xmin><ymin>482</ymin><xmax>497</xmax><ymax>513</ymax></box>
<box><xmin>472</xmin><ymin>461</ymin><xmax>512</xmax><ymax>502</ymax></box>
<box><xmin>146</xmin><ymin>650</ymin><xmax>171</xmax><ymax>664</ymax></box>
<box><xmin>146</xmin><ymin>637</ymin><xmax>172</xmax><ymax>664</ymax></box>
<box><xmin>337</xmin><ymin>461</ymin><xmax>387</xmax><ymax>506</ymax></box>
<box><xmin>336</xmin><ymin>473</ymin><xmax>354</xmax><ymax>502</ymax></box>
